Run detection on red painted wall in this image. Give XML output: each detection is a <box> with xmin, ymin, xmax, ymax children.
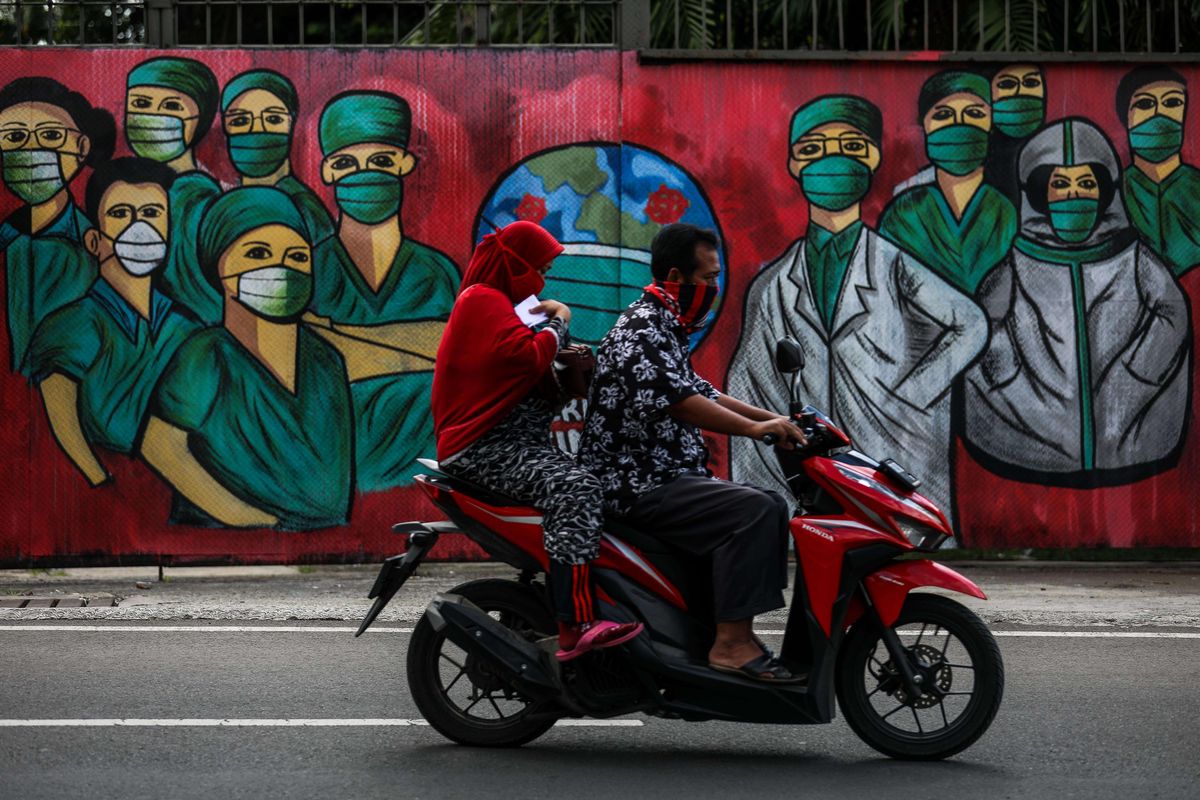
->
<box><xmin>1</xmin><ymin>50</ymin><xmax>1196</xmax><ymax>564</ymax></box>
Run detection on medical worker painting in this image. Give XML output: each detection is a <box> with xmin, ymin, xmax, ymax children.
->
<box><xmin>962</xmin><ymin>118</ymin><xmax>1191</xmax><ymax>483</ymax></box>
<box><xmin>27</xmin><ymin>157</ymin><xmax>199</xmax><ymax>487</ymax></box>
<box><xmin>879</xmin><ymin>70</ymin><xmax>1017</xmax><ymax>295</ymax></box>
<box><xmin>0</xmin><ymin>77</ymin><xmax>114</xmax><ymax>373</ymax></box>
<box><xmin>892</xmin><ymin>64</ymin><xmax>1046</xmax><ymax>209</ymax></box>
<box><xmin>124</xmin><ymin>56</ymin><xmax>225</xmax><ymax>324</ymax></box>
<box><xmin>1117</xmin><ymin>66</ymin><xmax>1200</xmax><ymax>277</ymax></box>
<box><xmin>726</xmin><ymin>95</ymin><xmax>987</xmax><ymax>518</ymax></box>
<box><xmin>306</xmin><ymin>90</ymin><xmax>459</xmax><ymax>493</ymax></box>
<box><xmin>220</xmin><ymin>69</ymin><xmax>335</xmax><ymax>247</ymax></box>
<box><xmin>144</xmin><ymin>187</ymin><xmax>353</xmax><ymax>530</ymax></box>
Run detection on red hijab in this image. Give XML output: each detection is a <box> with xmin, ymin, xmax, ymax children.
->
<box><xmin>432</xmin><ymin>222</ymin><xmax>566</xmax><ymax>460</ymax></box>
<box><xmin>460</xmin><ymin>220</ymin><xmax>565</xmax><ymax>302</ymax></box>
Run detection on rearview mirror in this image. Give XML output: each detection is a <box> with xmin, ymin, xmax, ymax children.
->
<box><xmin>774</xmin><ymin>339</ymin><xmax>805</xmax><ymax>374</ymax></box>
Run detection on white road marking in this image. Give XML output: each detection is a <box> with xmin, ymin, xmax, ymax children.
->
<box><xmin>0</xmin><ymin>625</ymin><xmax>1197</xmax><ymax>639</ymax></box>
<box><xmin>0</xmin><ymin>718</ymin><xmax>644</xmax><ymax>728</ymax></box>
<box><xmin>0</xmin><ymin>625</ymin><xmax>416</xmax><ymax>633</ymax></box>
<box><xmin>762</xmin><ymin>629</ymin><xmax>1200</xmax><ymax>639</ymax></box>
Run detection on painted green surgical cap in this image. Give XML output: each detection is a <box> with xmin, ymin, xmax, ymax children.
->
<box><xmin>319</xmin><ymin>90</ymin><xmax>411</xmax><ymax>156</ymax></box>
<box><xmin>917</xmin><ymin>70</ymin><xmax>991</xmax><ymax>122</ymax></box>
<box><xmin>127</xmin><ymin>56</ymin><xmax>219</xmax><ymax>145</ymax></box>
<box><xmin>198</xmin><ymin>187</ymin><xmax>308</xmax><ymax>289</ymax></box>
<box><xmin>221</xmin><ymin>69</ymin><xmax>299</xmax><ymax>117</ymax></box>
<box><xmin>790</xmin><ymin>95</ymin><xmax>883</xmax><ymax>145</ymax></box>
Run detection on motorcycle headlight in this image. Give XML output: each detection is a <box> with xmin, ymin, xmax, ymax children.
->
<box><xmin>895</xmin><ymin>518</ymin><xmax>948</xmax><ymax>551</ymax></box>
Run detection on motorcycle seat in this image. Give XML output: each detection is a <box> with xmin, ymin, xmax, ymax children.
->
<box><xmin>419</xmin><ymin>459</ymin><xmax>693</xmax><ymax>557</ymax></box>
<box><xmin>602</xmin><ymin>515</ymin><xmax>687</xmax><ymax>556</ymax></box>
<box><xmin>422</xmin><ymin>471</ymin><xmax>533</xmax><ymax>512</ymax></box>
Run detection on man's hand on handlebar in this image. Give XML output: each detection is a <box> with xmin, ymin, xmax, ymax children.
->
<box><xmin>749</xmin><ymin>417</ymin><xmax>808</xmax><ymax>449</ymax></box>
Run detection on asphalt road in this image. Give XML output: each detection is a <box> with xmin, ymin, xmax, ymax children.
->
<box><xmin>2</xmin><ymin>621</ymin><xmax>1198</xmax><ymax>800</ymax></box>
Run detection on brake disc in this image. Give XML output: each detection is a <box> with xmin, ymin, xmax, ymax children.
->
<box><xmin>892</xmin><ymin>643</ymin><xmax>953</xmax><ymax>708</ymax></box>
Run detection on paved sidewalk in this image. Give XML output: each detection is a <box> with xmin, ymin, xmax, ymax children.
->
<box><xmin>1</xmin><ymin>562</ymin><xmax>1199</xmax><ymax>627</ymax></box>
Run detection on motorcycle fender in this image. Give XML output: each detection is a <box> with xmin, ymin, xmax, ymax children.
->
<box><xmin>354</xmin><ymin>524</ymin><xmax>445</xmax><ymax>637</ymax></box>
<box><xmin>854</xmin><ymin>560</ymin><xmax>987</xmax><ymax>629</ymax></box>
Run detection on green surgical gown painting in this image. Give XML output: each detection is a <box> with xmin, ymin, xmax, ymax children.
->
<box><xmin>308</xmin><ymin>89</ymin><xmax>459</xmax><ymax>492</ymax></box>
<box><xmin>153</xmin><ymin>326</ymin><xmax>353</xmax><ymax>530</ymax></box>
<box><xmin>879</xmin><ymin>69</ymin><xmax>1017</xmax><ymax>294</ymax></box>
<box><xmin>28</xmin><ymin>282</ymin><xmax>198</xmax><ymax>454</ymax></box>
<box><xmin>310</xmin><ymin>237</ymin><xmax>457</xmax><ymax>491</ymax></box>
<box><xmin>1</xmin><ymin>206</ymin><xmax>96</xmax><ymax>373</ymax></box>
<box><xmin>879</xmin><ymin>184</ymin><xmax>1016</xmax><ymax>295</ymax></box>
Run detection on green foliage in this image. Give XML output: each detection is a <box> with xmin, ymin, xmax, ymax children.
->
<box><xmin>2</xmin><ymin>0</ymin><xmax>1198</xmax><ymax>51</ymax></box>
<box><xmin>656</xmin><ymin>0</ymin><xmax>1199</xmax><ymax>53</ymax></box>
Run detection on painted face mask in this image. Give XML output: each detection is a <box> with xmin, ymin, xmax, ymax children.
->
<box><xmin>228</xmin><ymin>132</ymin><xmax>290</xmax><ymax>178</ymax></box>
<box><xmin>799</xmin><ymin>155</ymin><xmax>872</xmax><ymax>212</ymax></box>
<box><xmin>925</xmin><ymin>124</ymin><xmax>990</xmax><ymax>176</ymax></box>
<box><xmin>1128</xmin><ymin>116</ymin><xmax>1184</xmax><ymax>163</ymax></box>
<box><xmin>107</xmin><ymin>220</ymin><xmax>167</xmax><ymax>276</ymax></box>
<box><xmin>991</xmin><ymin>96</ymin><xmax>1044</xmax><ymax>139</ymax></box>
<box><xmin>646</xmin><ymin>280</ymin><xmax>718</xmax><ymax>332</ymax></box>
<box><xmin>125</xmin><ymin>113</ymin><xmax>188</xmax><ymax>162</ymax></box>
<box><xmin>236</xmin><ymin>266</ymin><xmax>313</xmax><ymax>321</ymax></box>
<box><xmin>1048</xmin><ymin>198</ymin><xmax>1100</xmax><ymax>244</ymax></box>
<box><xmin>333</xmin><ymin>171</ymin><xmax>402</xmax><ymax>224</ymax></box>
<box><xmin>1</xmin><ymin>149</ymin><xmax>65</xmax><ymax>205</ymax></box>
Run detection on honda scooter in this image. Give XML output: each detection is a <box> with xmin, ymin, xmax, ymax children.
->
<box><xmin>357</xmin><ymin>338</ymin><xmax>1004</xmax><ymax>760</ymax></box>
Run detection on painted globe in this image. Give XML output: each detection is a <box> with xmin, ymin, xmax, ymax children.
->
<box><xmin>474</xmin><ymin>142</ymin><xmax>725</xmax><ymax>349</ymax></box>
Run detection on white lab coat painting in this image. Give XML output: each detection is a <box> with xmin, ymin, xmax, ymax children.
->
<box><xmin>726</xmin><ymin>226</ymin><xmax>987</xmax><ymax>518</ymax></box>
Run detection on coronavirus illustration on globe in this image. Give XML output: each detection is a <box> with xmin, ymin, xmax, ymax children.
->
<box><xmin>473</xmin><ymin>142</ymin><xmax>727</xmax><ymax>351</ymax></box>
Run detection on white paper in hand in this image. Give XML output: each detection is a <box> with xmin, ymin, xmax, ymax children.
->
<box><xmin>514</xmin><ymin>295</ymin><xmax>549</xmax><ymax>327</ymax></box>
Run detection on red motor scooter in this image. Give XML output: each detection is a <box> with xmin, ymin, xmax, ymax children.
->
<box><xmin>358</xmin><ymin>338</ymin><xmax>1003</xmax><ymax>760</ymax></box>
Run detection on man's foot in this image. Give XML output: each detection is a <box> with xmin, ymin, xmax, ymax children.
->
<box><xmin>708</xmin><ymin>636</ymin><xmax>805</xmax><ymax>684</ymax></box>
<box><xmin>556</xmin><ymin>620</ymin><xmax>644</xmax><ymax>662</ymax></box>
<box><xmin>709</xmin><ymin>654</ymin><xmax>806</xmax><ymax>684</ymax></box>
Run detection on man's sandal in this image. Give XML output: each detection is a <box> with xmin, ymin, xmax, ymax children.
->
<box><xmin>709</xmin><ymin>653</ymin><xmax>807</xmax><ymax>684</ymax></box>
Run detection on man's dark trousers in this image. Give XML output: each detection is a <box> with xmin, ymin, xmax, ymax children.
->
<box><xmin>621</xmin><ymin>473</ymin><xmax>790</xmax><ymax>621</ymax></box>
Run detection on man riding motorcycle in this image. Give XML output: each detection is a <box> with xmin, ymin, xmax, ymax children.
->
<box><xmin>577</xmin><ymin>223</ymin><xmax>808</xmax><ymax>683</ymax></box>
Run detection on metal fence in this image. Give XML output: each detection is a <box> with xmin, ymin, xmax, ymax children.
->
<box><xmin>0</xmin><ymin>0</ymin><xmax>1197</xmax><ymax>54</ymax></box>
<box><xmin>641</xmin><ymin>0</ymin><xmax>1200</xmax><ymax>57</ymax></box>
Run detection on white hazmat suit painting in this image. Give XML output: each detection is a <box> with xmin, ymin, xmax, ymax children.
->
<box><xmin>961</xmin><ymin>117</ymin><xmax>1191</xmax><ymax>484</ymax></box>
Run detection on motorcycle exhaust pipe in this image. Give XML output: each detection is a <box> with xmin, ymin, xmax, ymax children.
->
<box><xmin>426</xmin><ymin>593</ymin><xmax>561</xmax><ymax>700</ymax></box>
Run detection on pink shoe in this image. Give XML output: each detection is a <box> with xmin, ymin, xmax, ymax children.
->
<box><xmin>555</xmin><ymin>620</ymin><xmax>645</xmax><ymax>662</ymax></box>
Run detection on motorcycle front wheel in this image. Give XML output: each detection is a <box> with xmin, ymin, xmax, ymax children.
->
<box><xmin>836</xmin><ymin>593</ymin><xmax>1004</xmax><ymax>760</ymax></box>
<box><xmin>408</xmin><ymin>578</ymin><xmax>558</xmax><ymax>747</ymax></box>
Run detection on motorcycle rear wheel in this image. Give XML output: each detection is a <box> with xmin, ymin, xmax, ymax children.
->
<box><xmin>836</xmin><ymin>593</ymin><xmax>1004</xmax><ymax>760</ymax></box>
<box><xmin>408</xmin><ymin>578</ymin><xmax>559</xmax><ymax>747</ymax></box>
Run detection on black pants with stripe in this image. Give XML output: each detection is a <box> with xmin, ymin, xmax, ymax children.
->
<box><xmin>443</xmin><ymin>396</ymin><xmax>601</xmax><ymax>624</ymax></box>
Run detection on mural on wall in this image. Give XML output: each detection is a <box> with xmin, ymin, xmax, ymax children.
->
<box><xmin>0</xmin><ymin>50</ymin><xmax>1198</xmax><ymax>563</ymax></box>
<box><xmin>472</xmin><ymin>142</ymin><xmax>726</xmax><ymax>452</ymax></box>
<box><xmin>305</xmin><ymin>89</ymin><xmax>457</xmax><ymax>494</ymax></box>
<box><xmin>1118</xmin><ymin>66</ymin><xmax>1200</xmax><ymax>277</ymax></box>
<box><xmin>961</xmin><ymin>118</ymin><xmax>1191</xmax><ymax>485</ymax></box>
<box><xmin>725</xmin><ymin>94</ymin><xmax>988</xmax><ymax>524</ymax></box>
<box><xmin>0</xmin><ymin>77</ymin><xmax>114</xmax><ymax>374</ymax></box>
